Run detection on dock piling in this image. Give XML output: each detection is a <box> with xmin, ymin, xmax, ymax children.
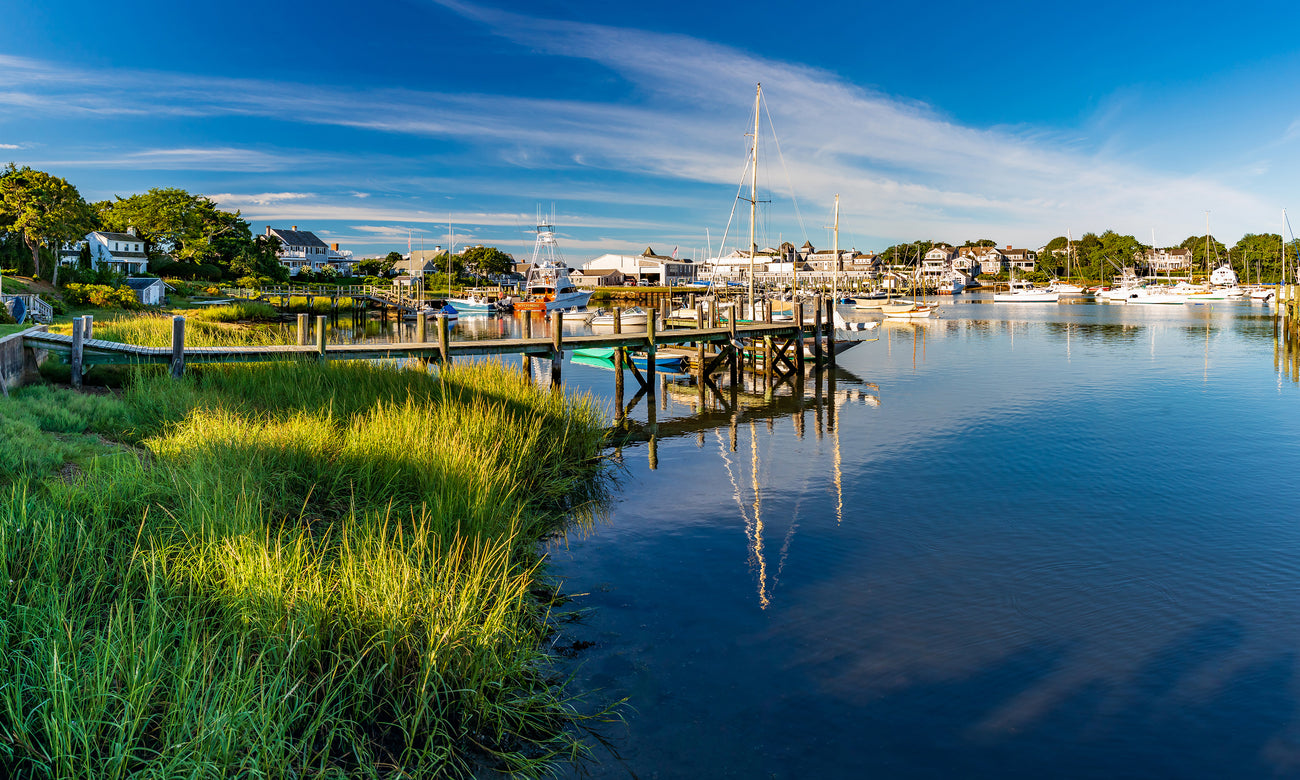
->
<box><xmin>70</xmin><ymin>317</ymin><xmax>84</xmax><ymax>389</ymax></box>
<box><xmin>297</xmin><ymin>313</ymin><xmax>309</xmax><ymax>346</ymax></box>
<box><xmin>825</xmin><ymin>296</ymin><xmax>836</xmax><ymax>366</ymax></box>
<box><xmin>316</xmin><ymin>315</ymin><xmax>327</xmax><ymax>363</ymax></box>
<box><xmin>551</xmin><ymin>310</ymin><xmax>563</xmax><ymax>389</ymax></box>
<box><xmin>437</xmin><ymin>314</ymin><xmax>451</xmax><ymax>366</ymax></box>
<box><xmin>170</xmin><ymin>315</ymin><xmax>185</xmax><ymax>379</ymax></box>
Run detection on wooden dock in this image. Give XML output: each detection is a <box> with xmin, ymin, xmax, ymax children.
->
<box><xmin>24</xmin><ymin>298</ymin><xmax>846</xmax><ymax>396</ymax></box>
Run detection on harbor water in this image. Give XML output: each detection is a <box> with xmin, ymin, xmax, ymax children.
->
<box><xmin>503</xmin><ymin>296</ymin><xmax>1300</xmax><ymax>779</ymax></box>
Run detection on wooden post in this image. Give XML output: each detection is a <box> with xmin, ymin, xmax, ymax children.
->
<box><xmin>696</xmin><ymin>303</ymin><xmax>704</xmax><ymax>330</ymax></box>
<box><xmin>316</xmin><ymin>315</ymin><xmax>327</xmax><ymax>362</ymax></box>
<box><xmin>169</xmin><ymin>315</ymin><xmax>185</xmax><ymax>379</ymax></box>
<box><xmin>416</xmin><ymin>311</ymin><xmax>427</xmax><ymax>343</ymax></box>
<box><xmin>794</xmin><ymin>303</ymin><xmax>805</xmax><ymax>373</ymax></box>
<box><xmin>614</xmin><ymin>306</ymin><xmax>623</xmax><ymax>334</ymax></box>
<box><xmin>437</xmin><ymin>314</ymin><xmax>451</xmax><ymax>365</ymax></box>
<box><xmin>727</xmin><ymin>304</ymin><xmax>738</xmax><ymax>386</ymax></box>
<box><xmin>551</xmin><ymin>310</ymin><xmax>563</xmax><ymax>389</ymax></box>
<box><xmin>659</xmin><ymin>298</ymin><xmax>670</xmax><ymax>327</ymax></box>
<box><xmin>689</xmin><ymin>293</ymin><xmax>696</xmax><ymax>310</ymax></box>
<box><xmin>825</xmin><ymin>296</ymin><xmax>836</xmax><ymax>366</ymax></box>
<box><xmin>645</xmin><ymin>314</ymin><xmax>657</xmax><ymax>398</ymax></box>
<box><xmin>523</xmin><ymin>310</ymin><xmax>532</xmax><ymax>339</ymax></box>
<box><xmin>764</xmin><ymin>334</ymin><xmax>774</xmax><ymax>387</ymax></box>
<box><xmin>82</xmin><ymin>314</ymin><xmax>93</xmax><ymax>340</ymax></box>
<box><xmin>297</xmin><ymin>313</ymin><xmax>309</xmax><ymax>345</ymax></box>
<box><xmin>812</xmin><ymin>295</ymin><xmax>824</xmax><ymax>367</ymax></box>
<box><xmin>69</xmin><ymin>317</ymin><xmax>84</xmax><ymax>389</ymax></box>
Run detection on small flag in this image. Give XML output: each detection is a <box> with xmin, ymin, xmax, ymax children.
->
<box><xmin>672</xmin><ymin>246</ymin><xmax>679</xmax><ymax>258</ymax></box>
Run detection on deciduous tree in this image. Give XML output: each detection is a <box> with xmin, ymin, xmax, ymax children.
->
<box><xmin>0</xmin><ymin>164</ymin><xmax>95</xmax><ymax>280</ymax></box>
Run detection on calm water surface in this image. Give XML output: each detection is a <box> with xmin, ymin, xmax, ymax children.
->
<box><xmin>361</xmin><ymin>297</ymin><xmax>1300</xmax><ymax>777</ymax></box>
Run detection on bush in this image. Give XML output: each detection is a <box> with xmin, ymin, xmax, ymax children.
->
<box><xmin>62</xmin><ymin>283</ymin><xmax>143</xmax><ymax>310</ymax></box>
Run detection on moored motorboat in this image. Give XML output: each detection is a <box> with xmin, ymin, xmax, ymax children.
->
<box><xmin>590</xmin><ymin>306</ymin><xmax>650</xmax><ymax>329</ymax></box>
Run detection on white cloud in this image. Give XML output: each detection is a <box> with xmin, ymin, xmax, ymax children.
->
<box><xmin>0</xmin><ymin>143</ymin><xmax>22</xmax><ymax>150</ymax></box>
<box><xmin>0</xmin><ymin>10</ymin><xmax>1284</xmax><ymax>247</ymax></box>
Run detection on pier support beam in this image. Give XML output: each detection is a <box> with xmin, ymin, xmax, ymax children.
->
<box><xmin>825</xmin><ymin>296</ymin><xmax>836</xmax><ymax>367</ymax></box>
<box><xmin>794</xmin><ymin>303</ymin><xmax>805</xmax><ymax>374</ymax></box>
<box><xmin>297</xmin><ymin>313</ymin><xmax>309</xmax><ymax>346</ymax></box>
<box><xmin>813</xmin><ymin>295</ymin><xmax>824</xmax><ymax>367</ymax></box>
<box><xmin>646</xmin><ymin>315</ymin><xmax>657</xmax><ymax>399</ymax></box>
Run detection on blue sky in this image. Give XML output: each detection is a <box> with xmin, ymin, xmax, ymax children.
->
<box><xmin>1</xmin><ymin>0</ymin><xmax>1298</xmax><ymax>260</ymax></box>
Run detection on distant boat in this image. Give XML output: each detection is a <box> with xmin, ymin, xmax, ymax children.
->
<box><xmin>590</xmin><ymin>306</ymin><xmax>649</xmax><ymax>329</ymax></box>
<box><xmin>405</xmin><ymin>303</ymin><xmax>459</xmax><ymax>321</ymax></box>
<box><xmin>881</xmin><ymin>300</ymin><xmax>939</xmax><ymax>318</ymax></box>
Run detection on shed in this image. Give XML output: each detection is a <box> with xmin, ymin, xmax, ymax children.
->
<box><xmin>124</xmin><ymin>277</ymin><xmax>166</xmax><ymax>306</ymax></box>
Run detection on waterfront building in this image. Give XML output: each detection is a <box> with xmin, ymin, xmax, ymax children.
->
<box><xmin>265</xmin><ymin>226</ymin><xmax>357</xmax><ymax>276</ymax></box>
<box><xmin>582</xmin><ymin>247</ymin><xmax>698</xmax><ymax>286</ymax></box>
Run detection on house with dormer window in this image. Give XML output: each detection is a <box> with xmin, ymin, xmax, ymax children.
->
<box><xmin>86</xmin><ymin>229</ymin><xmax>149</xmax><ymax>274</ymax></box>
<box><xmin>264</xmin><ymin>225</ymin><xmax>356</xmax><ymax>276</ymax></box>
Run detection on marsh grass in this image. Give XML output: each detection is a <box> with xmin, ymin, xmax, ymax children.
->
<box><xmin>187</xmin><ymin>301</ymin><xmax>280</xmax><ymax>323</ymax></box>
<box><xmin>1</xmin><ymin>347</ymin><xmax>612</xmax><ymax>776</ymax></box>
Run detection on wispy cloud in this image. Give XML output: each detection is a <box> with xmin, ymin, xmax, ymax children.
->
<box><xmin>0</xmin><ymin>6</ymin><xmax>1281</xmax><ymax>247</ymax></box>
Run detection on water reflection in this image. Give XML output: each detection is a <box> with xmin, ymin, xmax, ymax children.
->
<box><xmin>547</xmin><ymin>297</ymin><xmax>1300</xmax><ymax>779</ymax></box>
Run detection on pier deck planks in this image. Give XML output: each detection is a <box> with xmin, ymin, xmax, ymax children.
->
<box><xmin>23</xmin><ymin>322</ymin><xmax>804</xmax><ymax>369</ymax></box>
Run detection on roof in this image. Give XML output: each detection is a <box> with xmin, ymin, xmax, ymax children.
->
<box><xmin>124</xmin><ymin>277</ymin><xmax>164</xmax><ymax>290</ymax></box>
<box><xmin>107</xmin><ymin>250</ymin><xmax>148</xmax><ymax>259</ymax></box>
<box><xmin>269</xmin><ymin>228</ymin><xmax>328</xmax><ymax>249</ymax></box>
<box><xmin>95</xmin><ymin>231</ymin><xmax>141</xmax><ymax>243</ymax></box>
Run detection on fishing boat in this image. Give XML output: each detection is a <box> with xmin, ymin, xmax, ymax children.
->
<box><xmin>517</xmin><ymin>212</ymin><xmax>593</xmax><ymax>312</ymax></box>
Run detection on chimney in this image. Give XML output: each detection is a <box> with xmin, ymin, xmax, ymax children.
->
<box><xmin>331</xmin><ymin>243</ymin><xmax>339</xmax><ymax>251</ymax></box>
<box><xmin>291</xmin><ymin>226</ymin><xmax>298</xmax><ymax>231</ymax></box>
<box><xmin>126</xmin><ymin>226</ymin><xmax>137</xmax><ymax>237</ymax></box>
<box><xmin>265</xmin><ymin>226</ymin><xmax>272</xmax><ymax>236</ymax></box>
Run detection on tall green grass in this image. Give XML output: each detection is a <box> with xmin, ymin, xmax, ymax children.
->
<box><xmin>0</xmin><ymin>356</ymin><xmax>611</xmax><ymax>777</ymax></box>
<box><xmin>188</xmin><ymin>301</ymin><xmax>279</xmax><ymax>323</ymax></box>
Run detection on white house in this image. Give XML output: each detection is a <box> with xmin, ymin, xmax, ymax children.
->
<box><xmin>82</xmin><ymin>230</ymin><xmax>148</xmax><ymax>274</ymax></box>
<box><xmin>266</xmin><ymin>226</ymin><xmax>356</xmax><ymax>276</ymax></box>
<box><xmin>1138</xmin><ymin>247</ymin><xmax>1193</xmax><ymax>272</ymax></box>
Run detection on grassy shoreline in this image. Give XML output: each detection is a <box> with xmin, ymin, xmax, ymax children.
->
<box><xmin>0</xmin><ymin>315</ymin><xmax>613</xmax><ymax>777</ymax></box>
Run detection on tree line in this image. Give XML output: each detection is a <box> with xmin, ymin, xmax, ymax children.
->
<box><xmin>0</xmin><ymin>165</ymin><xmax>517</xmax><ymax>287</ymax></box>
<box><xmin>877</xmin><ymin>231</ymin><xmax>1298</xmax><ymax>283</ymax></box>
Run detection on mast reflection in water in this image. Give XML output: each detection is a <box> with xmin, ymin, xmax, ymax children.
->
<box><xmin>541</xmin><ymin>297</ymin><xmax>1300</xmax><ymax>780</ymax></box>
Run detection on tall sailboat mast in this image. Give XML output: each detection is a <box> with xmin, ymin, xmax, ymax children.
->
<box><xmin>832</xmin><ymin>194</ymin><xmax>840</xmax><ymax>304</ymax></box>
<box><xmin>748</xmin><ymin>83</ymin><xmax>760</xmax><ymax>315</ymax></box>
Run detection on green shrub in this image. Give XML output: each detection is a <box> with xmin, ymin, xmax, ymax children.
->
<box><xmin>62</xmin><ymin>283</ymin><xmax>143</xmax><ymax>310</ymax></box>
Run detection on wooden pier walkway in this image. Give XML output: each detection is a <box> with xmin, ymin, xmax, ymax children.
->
<box><xmin>24</xmin><ymin>298</ymin><xmax>845</xmax><ymax>397</ymax></box>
